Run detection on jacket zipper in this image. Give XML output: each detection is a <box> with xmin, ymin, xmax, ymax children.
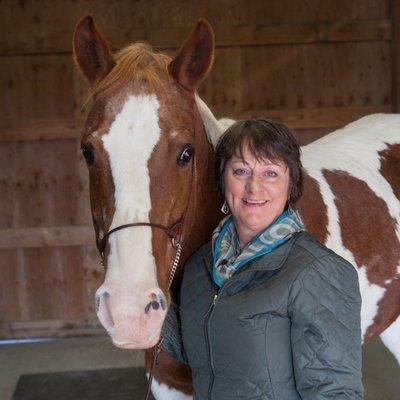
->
<box><xmin>204</xmin><ymin>293</ymin><xmax>218</xmax><ymax>400</ymax></box>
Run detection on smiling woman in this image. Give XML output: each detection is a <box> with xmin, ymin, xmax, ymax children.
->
<box><xmin>215</xmin><ymin>119</ymin><xmax>302</xmax><ymax>249</ymax></box>
<box><xmin>163</xmin><ymin>118</ymin><xmax>364</xmax><ymax>400</ymax></box>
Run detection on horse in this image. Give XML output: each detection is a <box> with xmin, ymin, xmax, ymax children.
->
<box><xmin>73</xmin><ymin>16</ymin><xmax>400</xmax><ymax>400</ymax></box>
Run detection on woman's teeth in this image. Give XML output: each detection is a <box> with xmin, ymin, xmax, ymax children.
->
<box><xmin>243</xmin><ymin>199</ymin><xmax>267</xmax><ymax>205</ymax></box>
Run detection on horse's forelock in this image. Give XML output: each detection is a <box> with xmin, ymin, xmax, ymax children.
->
<box><xmin>88</xmin><ymin>43</ymin><xmax>172</xmax><ymax>103</ymax></box>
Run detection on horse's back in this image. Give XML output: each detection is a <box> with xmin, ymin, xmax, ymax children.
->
<box><xmin>297</xmin><ymin>113</ymin><xmax>400</xmax><ymax>341</ymax></box>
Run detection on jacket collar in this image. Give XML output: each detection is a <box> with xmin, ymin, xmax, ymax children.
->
<box><xmin>202</xmin><ymin>231</ymin><xmax>303</xmax><ymax>273</ymax></box>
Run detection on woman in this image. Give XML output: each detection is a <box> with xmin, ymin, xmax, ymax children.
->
<box><xmin>163</xmin><ymin>119</ymin><xmax>363</xmax><ymax>400</ymax></box>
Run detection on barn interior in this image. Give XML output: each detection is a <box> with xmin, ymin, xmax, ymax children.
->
<box><xmin>0</xmin><ymin>1</ymin><xmax>399</xmax><ymax>399</ymax></box>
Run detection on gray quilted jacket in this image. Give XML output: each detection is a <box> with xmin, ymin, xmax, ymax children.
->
<box><xmin>163</xmin><ymin>231</ymin><xmax>363</xmax><ymax>399</ymax></box>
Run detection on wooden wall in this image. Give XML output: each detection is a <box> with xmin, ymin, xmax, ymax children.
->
<box><xmin>0</xmin><ymin>0</ymin><xmax>398</xmax><ymax>338</ymax></box>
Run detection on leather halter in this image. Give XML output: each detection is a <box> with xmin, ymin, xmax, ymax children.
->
<box><xmin>99</xmin><ymin>221</ymin><xmax>183</xmax><ymax>267</ymax></box>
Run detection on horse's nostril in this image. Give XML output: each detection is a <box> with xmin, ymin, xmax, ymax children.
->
<box><xmin>144</xmin><ymin>300</ymin><xmax>162</xmax><ymax>314</ymax></box>
<box><xmin>159</xmin><ymin>296</ymin><xmax>165</xmax><ymax>310</ymax></box>
<box><xmin>144</xmin><ymin>302</ymin><xmax>152</xmax><ymax>314</ymax></box>
<box><xmin>95</xmin><ymin>295</ymin><xmax>101</xmax><ymax>313</ymax></box>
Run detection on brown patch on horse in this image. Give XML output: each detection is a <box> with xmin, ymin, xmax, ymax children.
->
<box><xmin>364</xmin><ymin>278</ymin><xmax>400</xmax><ymax>343</ymax></box>
<box><xmin>146</xmin><ymin>351</ymin><xmax>193</xmax><ymax>395</ymax></box>
<box><xmin>73</xmin><ymin>15</ymin><xmax>115</xmax><ymax>84</ymax></box>
<box><xmin>148</xmin><ymin>84</ymin><xmax>221</xmax><ymax>296</ymax></box>
<box><xmin>379</xmin><ymin>143</ymin><xmax>400</xmax><ymax>201</ymax></box>
<box><xmin>296</xmin><ymin>172</ymin><xmax>328</xmax><ymax>244</ymax></box>
<box><xmin>323</xmin><ymin>170</ymin><xmax>399</xmax><ymax>286</ymax></box>
<box><xmin>80</xmin><ymin>102</ymin><xmax>117</xmax><ymax>262</ymax></box>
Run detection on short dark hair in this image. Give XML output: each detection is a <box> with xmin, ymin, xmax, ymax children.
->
<box><xmin>215</xmin><ymin>118</ymin><xmax>303</xmax><ymax>206</ymax></box>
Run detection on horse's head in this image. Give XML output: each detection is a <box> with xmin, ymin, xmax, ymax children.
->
<box><xmin>73</xmin><ymin>16</ymin><xmax>219</xmax><ymax>349</ymax></box>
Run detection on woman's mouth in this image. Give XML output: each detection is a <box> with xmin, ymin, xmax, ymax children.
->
<box><xmin>242</xmin><ymin>199</ymin><xmax>268</xmax><ymax>206</ymax></box>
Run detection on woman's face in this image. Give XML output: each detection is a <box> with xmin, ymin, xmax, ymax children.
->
<box><xmin>224</xmin><ymin>145</ymin><xmax>290</xmax><ymax>246</ymax></box>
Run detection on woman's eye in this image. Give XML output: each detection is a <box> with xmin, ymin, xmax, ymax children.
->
<box><xmin>178</xmin><ymin>145</ymin><xmax>194</xmax><ymax>166</ymax></box>
<box><xmin>81</xmin><ymin>145</ymin><xmax>95</xmax><ymax>165</ymax></box>
<box><xmin>233</xmin><ymin>168</ymin><xmax>248</xmax><ymax>176</ymax></box>
<box><xmin>265</xmin><ymin>170</ymin><xmax>278</xmax><ymax>178</ymax></box>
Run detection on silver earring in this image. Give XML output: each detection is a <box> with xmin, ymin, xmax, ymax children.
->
<box><xmin>221</xmin><ymin>201</ymin><xmax>229</xmax><ymax>214</ymax></box>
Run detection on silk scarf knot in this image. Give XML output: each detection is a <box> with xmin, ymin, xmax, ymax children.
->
<box><xmin>212</xmin><ymin>208</ymin><xmax>304</xmax><ymax>286</ymax></box>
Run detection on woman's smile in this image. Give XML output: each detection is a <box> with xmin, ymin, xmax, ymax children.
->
<box><xmin>224</xmin><ymin>145</ymin><xmax>290</xmax><ymax>248</ymax></box>
<box><xmin>242</xmin><ymin>198</ymin><xmax>269</xmax><ymax>206</ymax></box>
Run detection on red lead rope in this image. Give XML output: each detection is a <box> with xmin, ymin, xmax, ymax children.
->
<box><xmin>144</xmin><ymin>241</ymin><xmax>183</xmax><ymax>400</ymax></box>
<box><xmin>145</xmin><ymin>338</ymin><xmax>164</xmax><ymax>400</ymax></box>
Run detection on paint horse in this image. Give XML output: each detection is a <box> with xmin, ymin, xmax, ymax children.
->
<box><xmin>73</xmin><ymin>16</ymin><xmax>400</xmax><ymax>400</ymax></box>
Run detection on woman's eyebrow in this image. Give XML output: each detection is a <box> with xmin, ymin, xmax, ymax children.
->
<box><xmin>230</xmin><ymin>158</ymin><xmax>277</xmax><ymax>166</ymax></box>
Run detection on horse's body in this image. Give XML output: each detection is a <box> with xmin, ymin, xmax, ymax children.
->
<box><xmin>73</xmin><ymin>17</ymin><xmax>400</xmax><ymax>400</ymax></box>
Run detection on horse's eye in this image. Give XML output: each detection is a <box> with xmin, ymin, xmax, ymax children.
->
<box><xmin>81</xmin><ymin>144</ymin><xmax>95</xmax><ymax>165</ymax></box>
<box><xmin>178</xmin><ymin>145</ymin><xmax>194</xmax><ymax>166</ymax></box>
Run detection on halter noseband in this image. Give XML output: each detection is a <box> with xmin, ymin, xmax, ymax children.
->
<box><xmin>99</xmin><ymin>221</ymin><xmax>183</xmax><ymax>264</ymax></box>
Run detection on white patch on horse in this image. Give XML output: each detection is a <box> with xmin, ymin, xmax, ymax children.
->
<box><xmin>102</xmin><ymin>94</ymin><xmax>161</xmax><ymax>290</ymax></box>
<box><xmin>149</xmin><ymin>376</ymin><xmax>193</xmax><ymax>400</ymax></box>
<box><xmin>356</xmin><ymin>267</ymin><xmax>386</xmax><ymax>341</ymax></box>
<box><xmin>196</xmin><ymin>95</ymin><xmax>235</xmax><ymax>147</ymax></box>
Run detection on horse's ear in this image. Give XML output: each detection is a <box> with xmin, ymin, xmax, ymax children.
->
<box><xmin>169</xmin><ymin>20</ymin><xmax>215</xmax><ymax>92</ymax></box>
<box><xmin>73</xmin><ymin>15</ymin><xmax>115</xmax><ymax>85</ymax></box>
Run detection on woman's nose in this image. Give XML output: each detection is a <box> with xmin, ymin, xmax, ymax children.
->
<box><xmin>245</xmin><ymin>175</ymin><xmax>262</xmax><ymax>192</ymax></box>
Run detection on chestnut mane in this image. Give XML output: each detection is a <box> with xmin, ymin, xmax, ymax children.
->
<box><xmin>90</xmin><ymin>43</ymin><xmax>172</xmax><ymax>101</ymax></box>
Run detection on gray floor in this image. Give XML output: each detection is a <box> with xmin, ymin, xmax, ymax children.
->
<box><xmin>0</xmin><ymin>336</ymin><xmax>399</xmax><ymax>400</ymax></box>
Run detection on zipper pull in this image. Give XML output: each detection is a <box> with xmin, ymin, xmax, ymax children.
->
<box><xmin>212</xmin><ymin>294</ymin><xmax>218</xmax><ymax>305</ymax></box>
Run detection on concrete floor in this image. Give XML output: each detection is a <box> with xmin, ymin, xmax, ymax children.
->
<box><xmin>0</xmin><ymin>336</ymin><xmax>399</xmax><ymax>400</ymax></box>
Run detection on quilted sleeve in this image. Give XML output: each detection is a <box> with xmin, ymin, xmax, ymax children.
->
<box><xmin>288</xmin><ymin>255</ymin><xmax>363</xmax><ymax>399</ymax></box>
<box><xmin>161</xmin><ymin>302</ymin><xmax>188</xmax><ymax>364</ymax></box>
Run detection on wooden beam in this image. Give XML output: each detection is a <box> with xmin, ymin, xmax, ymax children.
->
<box><xmin>214</xmin><ymin>19</ymin><xmax>391</xmax><ymax>48</ymax></box>
<box><xmin>230</xmin><ymin>105</ymin><xmax>392</xmax><ymax>129</ymax></box>
<box><xmin>0</xmin><ymin>105</ymin><xmax>391</xmax><ymax>142</ymax></box>
<box><xmin>0</xmin><ymin>319</ymin><xmax>104</xmax><ymax>339</ymax></box>
<box><xmin>0</xmin><ymin>19</ymin><xmax>391</xmax><ymax>56</ymax></box>
<box><xmin>0</xmin><ymin>225</ymin><xmax>95</xmax><ymax>250</ymax></box>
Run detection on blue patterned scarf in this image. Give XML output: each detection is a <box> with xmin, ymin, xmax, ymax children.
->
<box><xmin>212</xmin><ymin>208</ymin><xmax>304</xmax><ymax>286</ymax></box>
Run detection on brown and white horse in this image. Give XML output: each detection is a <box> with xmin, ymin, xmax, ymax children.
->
<box><xmin>73</xmin><ymin>16</ymin><xmax>400</xmax><ymax>400</ymax></box>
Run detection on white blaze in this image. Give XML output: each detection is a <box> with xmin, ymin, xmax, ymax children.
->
<box><xmin>102</xmin><ymin>94</ymin><xmax>161</xmax><ymax>293</ymax></box>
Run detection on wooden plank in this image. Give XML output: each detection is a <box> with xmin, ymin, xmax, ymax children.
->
<box><xmin>148</xmin><ymin>20</ymin><xmax>392</xmax><ymax>49</ymax></box>
<box><xmin>147</xmin><ymin>0</ymin><xmax>389</xmax><ymax>29</ymax></box>
<box><xmin>0</xmin><ymin>246</ymin><xmax>102</xmax><ymax>326</ymax></box>
<box><xmin>295</xmin><ymin>127</ymin><xmax>334</xmax><ymax>146</ymax></box>
<box><xmin>0</xmin><ymin>104</ymin><xmax>391</xmax><ymax>143</ymax></box>
<box><xmin>0</xmin><ymin>20</ymin><xmax>392</xmax><ymax>56</ymax></box>
<box><xmin>0</xmin><ymin>226</ymin><xmax>95</xmax><ymax>249</ymax></box>
<box><xmin>391</xmin><ymin>0</ymin><xmax>400</xmax><ymax>111</ymax></box>
<box><xmin>0</xmin><ymin>119</ymin><xmax>84</xmax><ymax>141</ymax></box>
<box><xmin>0</xmin><ymin>318</ymin><xmax>104</xmax><ymax>339</ymax></box>
<box><xmin>0</xmin><ymin>104</ymin><xmax>391</xmax><ymax>142</ymax></box>
<box><xmin>0</xmin><ymin>140</ymin><xmax>91</xmax><ymax>229</ymax></box>
<box><xmin>234</xmin><ymin>105</ymin><xmax>392</xmax><ymax>129</ymax></box>
<box><xmin>240</xmin><ymin>42</ymin><xmax>391</xmax><ymax>113</ymax></box>
<box><xmin>0</xmin><ymin>54</ymin><xmax>74</xmax><ymax>121</ymax></box>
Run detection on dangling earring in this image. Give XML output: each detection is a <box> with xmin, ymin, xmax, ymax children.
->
<box><xmin>221</xmin><ymin>201</ymin><xmax>229</xmax><ymax>214</ymax></box>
